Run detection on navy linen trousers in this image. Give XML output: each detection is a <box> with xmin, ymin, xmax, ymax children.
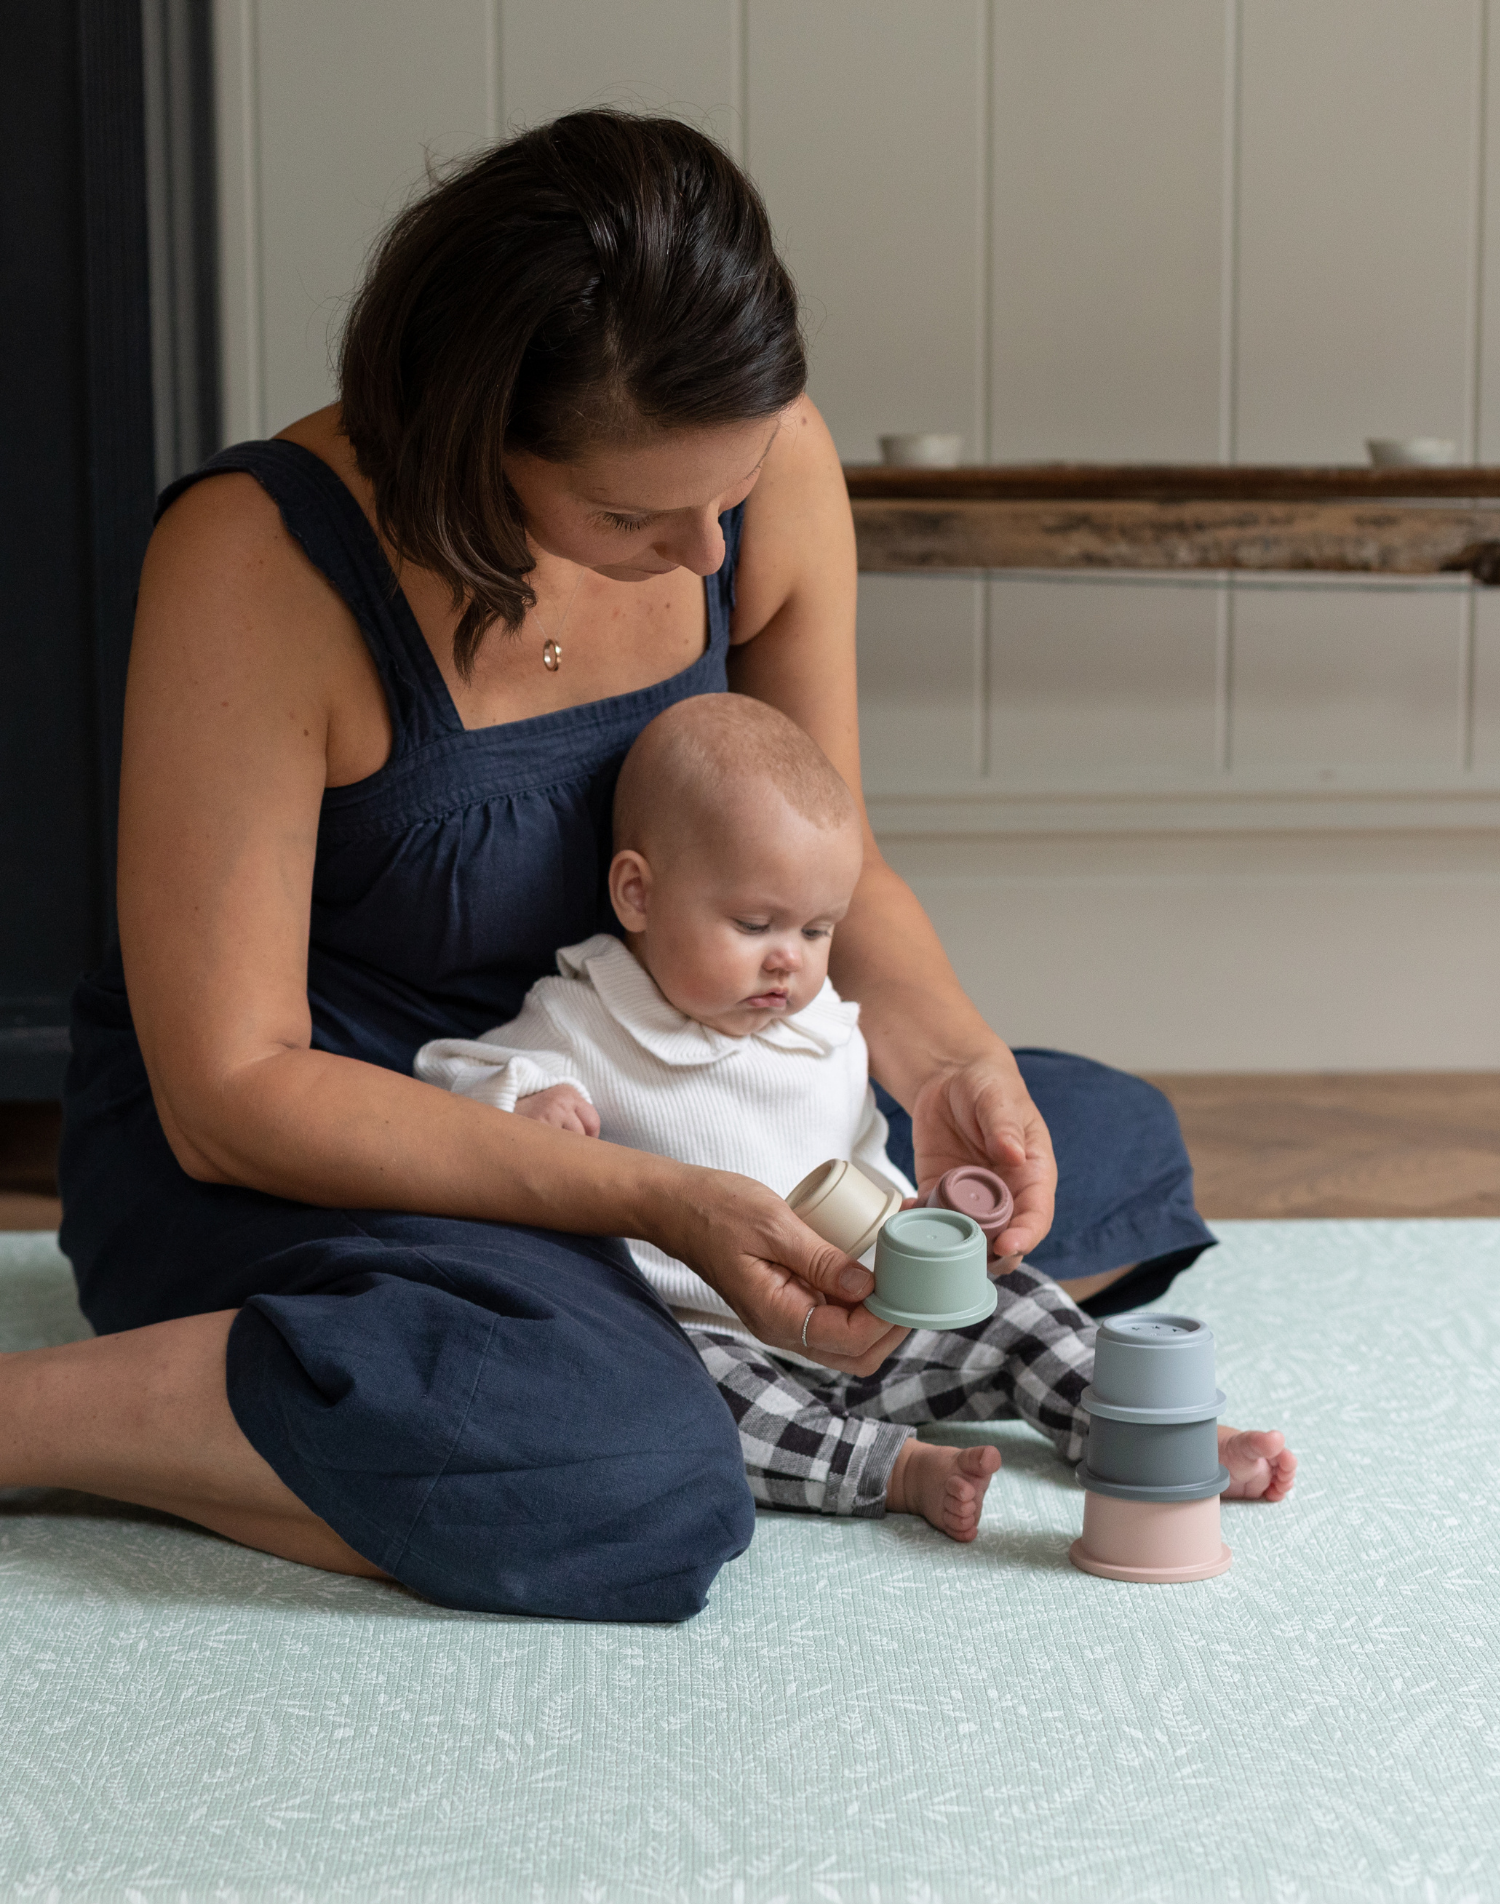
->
<box><xmin>60</xmin><ymin>440</ymin><xmax>1212</xmax><ymax>1621</ymax></box>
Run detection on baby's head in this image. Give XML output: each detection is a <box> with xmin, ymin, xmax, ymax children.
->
<box><xmin>610</xmin><ymin>695</ymin><xmax>863</xmax><ymax>1037</ymax></box>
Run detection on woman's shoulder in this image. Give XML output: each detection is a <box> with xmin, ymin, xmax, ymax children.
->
<box><xmin>134</xmin><ymin>440</ymin><xmax>391</xmax><ymax>784</ymax></box>
<box><xmin>733</xmin><ymin>396</ymin><xmax>855</xmax><ymax>644</ymax></box>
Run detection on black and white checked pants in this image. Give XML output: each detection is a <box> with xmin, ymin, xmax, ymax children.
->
<box><xmin>684</xmin><ymin>1260</ymin><xmax>1097</xmax><ymax>1518</ymax></box>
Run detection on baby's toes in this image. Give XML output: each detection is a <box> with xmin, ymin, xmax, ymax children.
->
<box><xmin>1262</xmin><ymin>1448</ymin><xmax>1298</xmax><ymax>1502</ymax></box>
<box><xmin>1222</xmin><ymin>1430</ymin><xmax>1286</xmax><ymax>1499</ymax></box>
<box><xmin>946</xmin><ymin>1446</ymin><xmax>1000</xmax><ymax>1539</ymax></box>
<box><xmin>956</xmin><ymin>1445</ymin><xmax>1002</xmax><ymax>1483</ymax></box>
<box><xmin>943</xmin><ymin>1478</ymin><xmax>983</xmax><ymax>1542</ymax></box>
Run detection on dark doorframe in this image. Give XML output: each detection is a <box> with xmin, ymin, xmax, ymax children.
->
<box><xmin>0</xmin><ymin>0</ymin><xmax>217</xmax><ymax>1101</ymax></box>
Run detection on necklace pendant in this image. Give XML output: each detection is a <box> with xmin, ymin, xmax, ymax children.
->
<box><xmin>542</xmin><ymin>637</ymin><xmax>562</xmax><ymax>672</ymax></box>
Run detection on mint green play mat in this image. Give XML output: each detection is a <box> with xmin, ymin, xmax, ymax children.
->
<box><xmin>3</xmin><ymin>1221</ymin><xmax>1498</xmax><ymax>1903</ymax></box>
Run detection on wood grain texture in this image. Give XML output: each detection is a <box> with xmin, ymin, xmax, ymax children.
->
<box><xmin>1149</xmin><ymin>1072</ymin><xmax>1500</xmax><ymax>1219</ymax></box>
<box><xmin>852</xmin><ymin>496</ymin><xmax>1500</xmax><ymax>576</ymax></box>
<box><xmin>844</xmin><ymin>465</ymin><xmax>1500</xmax><ymax>500</ymax></box>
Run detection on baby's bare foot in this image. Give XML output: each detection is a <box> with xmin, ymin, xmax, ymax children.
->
<box><xmin>887</xmin><ymin>1438</ymin><xmax>1001</xmax><ymax>1541</ymax></box>
<box><xmin>1219</xmin><ymin>1424</ymin><xmax>1297</xmax><ymax>1501</ymax></box>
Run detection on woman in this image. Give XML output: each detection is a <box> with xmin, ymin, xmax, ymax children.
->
<box><xmin>16</xmin><ymin>113</ymin><xmax>1211</xmax><ymax>1620</ymax></box>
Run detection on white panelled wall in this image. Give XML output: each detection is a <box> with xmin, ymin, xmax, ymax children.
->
<box><xmin>212</xmin><ymin>0</ymin><xmax>1500</xmax><ymax>1070</ymax></box>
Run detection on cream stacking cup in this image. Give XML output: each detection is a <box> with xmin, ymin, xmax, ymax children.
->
<box><xmin>787</xmin><ymin>1158</ymin><xmax>903</xmax><ymax>1262</ymax></box>
<box><xmin>1069</xmin><ymin>1313</ymin><xmax>1232</xmax><ymax>1583</ymax></box>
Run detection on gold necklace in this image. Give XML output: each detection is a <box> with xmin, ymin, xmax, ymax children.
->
<box><xmin>533</xmin><ymin>570</ymin><xmax>585</xmax><ymax>672</ymax></box>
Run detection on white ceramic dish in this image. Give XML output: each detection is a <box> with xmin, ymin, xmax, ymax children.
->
<box><xmin>1366</xmin><ymin>436</ymin><xmax>1458</xmax><ymax>468</ymax></box>
<box><xmin>878</xmin><ymin>432</ymin><xmax>964</xmax><ymax>469</ymax></box>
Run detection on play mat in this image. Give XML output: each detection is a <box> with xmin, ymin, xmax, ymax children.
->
<box><xmin>2</xmin><ymin>1220</ymin><xmax>1497</xmax><ymax>1902</ymax></box>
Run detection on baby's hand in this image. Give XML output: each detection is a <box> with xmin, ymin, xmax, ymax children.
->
<box><xmin>513</xmin><ymin>1084</ymin><xmax>600</xmax><ymax>1137</ymax></box>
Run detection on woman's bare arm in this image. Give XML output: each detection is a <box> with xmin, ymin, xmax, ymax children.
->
<box><xmin>117</xmin><ymin>473</ymin><xmax>900</xmax><ymax>1371</ymax></box>
<box><xmin>731</xmin><ymin>400</ymin><xmax>1057</xmax><ymax>1253</ymax></box>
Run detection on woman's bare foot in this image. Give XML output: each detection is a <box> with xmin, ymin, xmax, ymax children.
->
<box><xmin>886</xmin><ymin>1438</ymin><xmax>1002</xmax><ymax>1541</ymax></box>
<box><xmin>1219</xmin><ymin>1424</ymin><xmax>1296</xmax><ymax>1501</ymax></box>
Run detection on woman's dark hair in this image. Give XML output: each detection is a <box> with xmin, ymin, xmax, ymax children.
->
<box><xmin>339</xmin><ymin>109</ymin><xmax>806</xmax><ymax>676</ymax></box>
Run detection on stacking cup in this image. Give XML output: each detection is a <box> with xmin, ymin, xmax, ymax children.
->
<box><xmin>786</xmin><ymin>1158</ymin><xmax>903</xmax><ymax>1262</ymax></box>
<box><xmin>1071</xmin><ymin>1310</ymin><xmax>1232</xmax><ymax>1582</ymax></box>
<box><xmin>921</xmin><ymin>1166</ymin><xmax>1013</xmax><ymax>1258</ymax></box>
<box><xmin>866</xmin><ymin>1208</ymin><xmax>998</xmax><ymax>1330</ymax></box>
<box><xmin>1069</xmin><ymin>1492</ymin><xmax>1232</xmax><ymax>1583</ymax></box>
<box><xmin>1082</xmin><ymin>1414</ymin><xmax>1221</xmax><ymax>1491</ymax></box>
<box><xmin>1087</xmin><ymin>1312</ymin><xmax>1222</xmax><ymax>1414</ymax></box>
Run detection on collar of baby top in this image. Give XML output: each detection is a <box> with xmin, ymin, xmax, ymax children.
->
<box><xmin>553</xmin><ymin>934</ymin><xmax>861</xmax><ymax>1067</ymax></box>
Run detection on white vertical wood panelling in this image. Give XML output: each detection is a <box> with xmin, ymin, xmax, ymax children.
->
<box><xmin>1477</xmin><ymin>0</ymin><xmax>1500</xmax><ymax>460</ymax></box>
<box><xmin>990</xmin><ymin>0</ymin><xmax>1228</xmax><ymax>462</ymax></box>
<box><xmin>746</xmin><ymin>0</ymin><xmax>987</xmax><ymax>465</ymax></box>
<box><xmin>1235</xmin><ymin>0</ymin><xmax>1480</xmax><ymax>462</ymax></box>
<box><xmin>984</xmin><ymin>1</ymin><xmax>1229</xmax><ymax>801</ymax></box>
<box><xmin>857</xmin><ymin>577</ymin><xmax>984</xmax><ymax>794</ymax></box>
<box><xmin>1230</xmin><ymin>583</ymin><xmax>1468</xmax><ymax>774</ymax></box>
<box><xmin>1472</xmin><ymin>590</ymin><xmax>1500</xmax><ymax>768</ymax></box>
<box><xmin>485</xmin><ymin>0</ymin><xmax>501</xmax><ymax>142</ymax></box>
<box><xmin>1218</xmin><ymin>0</ymin><xmax>1242</xmax><ymax>462</ymax></box>
<box><xmin>987</xmin><ymin>577</ymin><xmax>1220</xmax><ymax>787</ymax></box>
<box><xmin>498</xmin><ymin>1</ymin><xmax>738</xmax><ymax>152</ymax></box>
<box><xmin>884</xmin><ymin>834</ymin><xmax>1500</xmax><ymax>1070</ymax></box>
<box><xmin>746</xmin><ymin>1</ymin><xmax>989</xmax><ymax>787</ymax></box>
<box><xmin>209</xmin><ymin>3</ymin><xmax>1500</xmax><ymax>1067</ymax></box>
<box><xmin>212</xmin><ymin>0</ymin><xmax>262</xmax><ymax>443</ymax></box>
<box><xmin>252</xmin><ymin>0</ymin><xmax>491</xmax><ymax>433</ymax></box>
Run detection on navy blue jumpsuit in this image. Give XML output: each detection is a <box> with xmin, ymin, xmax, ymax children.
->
<box><xmin>59</xmin><ymin>440</ymin><xmax>1213</xmax><ymax>1620</ymax></box>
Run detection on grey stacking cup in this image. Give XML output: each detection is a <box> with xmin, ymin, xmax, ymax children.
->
<box><xmin>1076</xmin><ymin>1312</ymin><xmax>1229</xmax><ymax>1503</ymax></box>
<box><xmin>1082</xmin><ymin>1414</ymin><xmax>1221</xmax><ymax>1491</ymax></box>
<box><xmin>1088</xmin><ymin>1313</ymin><xmax>1222</xmax><ymax>1414</ymax></box>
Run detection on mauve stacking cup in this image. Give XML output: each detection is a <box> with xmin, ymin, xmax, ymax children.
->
<box><xmin>921</xmin><ymin>1166</ymin><xmax>1014</xmax><ymax>1258</ymax></box>
<box><xmin>1069</xmin><ymin>1313</ymin><xmax>1233</xmax><ymax>1583</ymax></box>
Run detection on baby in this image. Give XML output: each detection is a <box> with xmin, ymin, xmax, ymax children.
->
<box><xmin>417</xmin><ymin>694</ymin><xmax>1295</xmax><ymax>1538</ymax></box>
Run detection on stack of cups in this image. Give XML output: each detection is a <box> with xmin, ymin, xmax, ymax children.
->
<box><xmin>1069</xmin><ymin>1314</ymin><xmax>1233</xmax><ymax>1583</ymax></box>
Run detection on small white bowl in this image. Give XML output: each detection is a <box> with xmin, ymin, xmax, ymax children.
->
<box><xmin>879</xmin><ymin>432</ymin><xmax>964</xmax><ymax>469</ymax></box>
<box><xmin>1366</xmin><ymin>437</ymin><xmax>1458</xmax><ymax>467</ymax></box>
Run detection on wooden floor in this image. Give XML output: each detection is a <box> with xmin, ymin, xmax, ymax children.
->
<box><xmin>1</xmin><ymin>1077</ymin><xmax>1496</xmax><ymax>1232</ymax></box>
<box><xmin>1145</xmin><ymin>1072</ymin><xmax>1500</xmax><ymax>1220</ymax></box>
<box><xmin>0</xmin><ymin>1102</ymin><xmax>64</xmax><ymax>1232</ymax></box>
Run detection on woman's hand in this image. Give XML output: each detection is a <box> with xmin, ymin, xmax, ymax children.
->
<box><xmin>911</xmin><ymin>1052</ymin><xmax>1057</xmax><ymax>1261</ymax></box>
<box><xmin>646</xmin><ymin>1166</ymin><xmax>909</xmax><ymax>1375</ymax></box>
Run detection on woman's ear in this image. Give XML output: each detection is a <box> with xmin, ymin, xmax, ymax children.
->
<box><xmin>609</xmin><ymin>849</ymin><xmax>652</xmax><ymax>933</ymax></box>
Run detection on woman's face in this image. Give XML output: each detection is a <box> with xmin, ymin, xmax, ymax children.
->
<box><xmin>504</xmin><ymin>415</ymin><xmax>782</xmax><ymax>581</ymax></box>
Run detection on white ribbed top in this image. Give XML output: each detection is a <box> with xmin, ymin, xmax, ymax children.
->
<box><xmin>413</xmin><ymin>933</ymin><xmax>913</xmax><ymax>1325</ymax></box>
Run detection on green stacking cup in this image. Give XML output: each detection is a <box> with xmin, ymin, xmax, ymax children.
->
<box><xmin>866</xmin><ymin>1209</ymin><xmax>998</xmax><ymax>1330</ymax></box>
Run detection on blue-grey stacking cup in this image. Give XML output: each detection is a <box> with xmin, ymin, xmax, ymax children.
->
<box><xmin>866</xmin><ymin>1209</ymin><xmax>998</xmax><ymax>1330</ymax></box>
<box><xmin>1083</xmin><ymin>1414</ymin><xmax>1221</xmax><ymax>1489</ymax></box>
<box><xmin>1088</xmin><ymin>1313</ymin><xmax>1222</xmax><ymax>1415</ymax></box>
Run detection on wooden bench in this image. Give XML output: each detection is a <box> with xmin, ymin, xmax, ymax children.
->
<box><xmin>845</xmin><ymin>464</ymin><xmax>1500</xmax><ymax>580</ymax></box>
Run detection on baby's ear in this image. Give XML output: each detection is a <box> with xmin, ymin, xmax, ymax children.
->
<box><xmin>608</xmin><ymin>848</ymin><xmax>652</xmax><ymax>933</ymax></box>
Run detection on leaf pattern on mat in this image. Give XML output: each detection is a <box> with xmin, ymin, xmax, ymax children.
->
<box><xmin>2</xmin><ymin>1222</ymin><xmax>1499</xmax><ymax>1903</ymax></box>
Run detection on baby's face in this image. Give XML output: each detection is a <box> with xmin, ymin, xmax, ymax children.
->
<box><xmin>612</xmin><ymin>799</ymin><xmax>864</xmax><ymax>1037</ymax></box>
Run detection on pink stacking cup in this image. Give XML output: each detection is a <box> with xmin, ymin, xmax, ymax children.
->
<box><xmin>922</xmin><ymin>1166</ymin><xmax>1014</xmax><ymax>1258</ymax></box>
<box><xmin>1069</xmin><ymin>1492</ymin><xmax>1232</xmax><ymax>1583</ymax></box>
